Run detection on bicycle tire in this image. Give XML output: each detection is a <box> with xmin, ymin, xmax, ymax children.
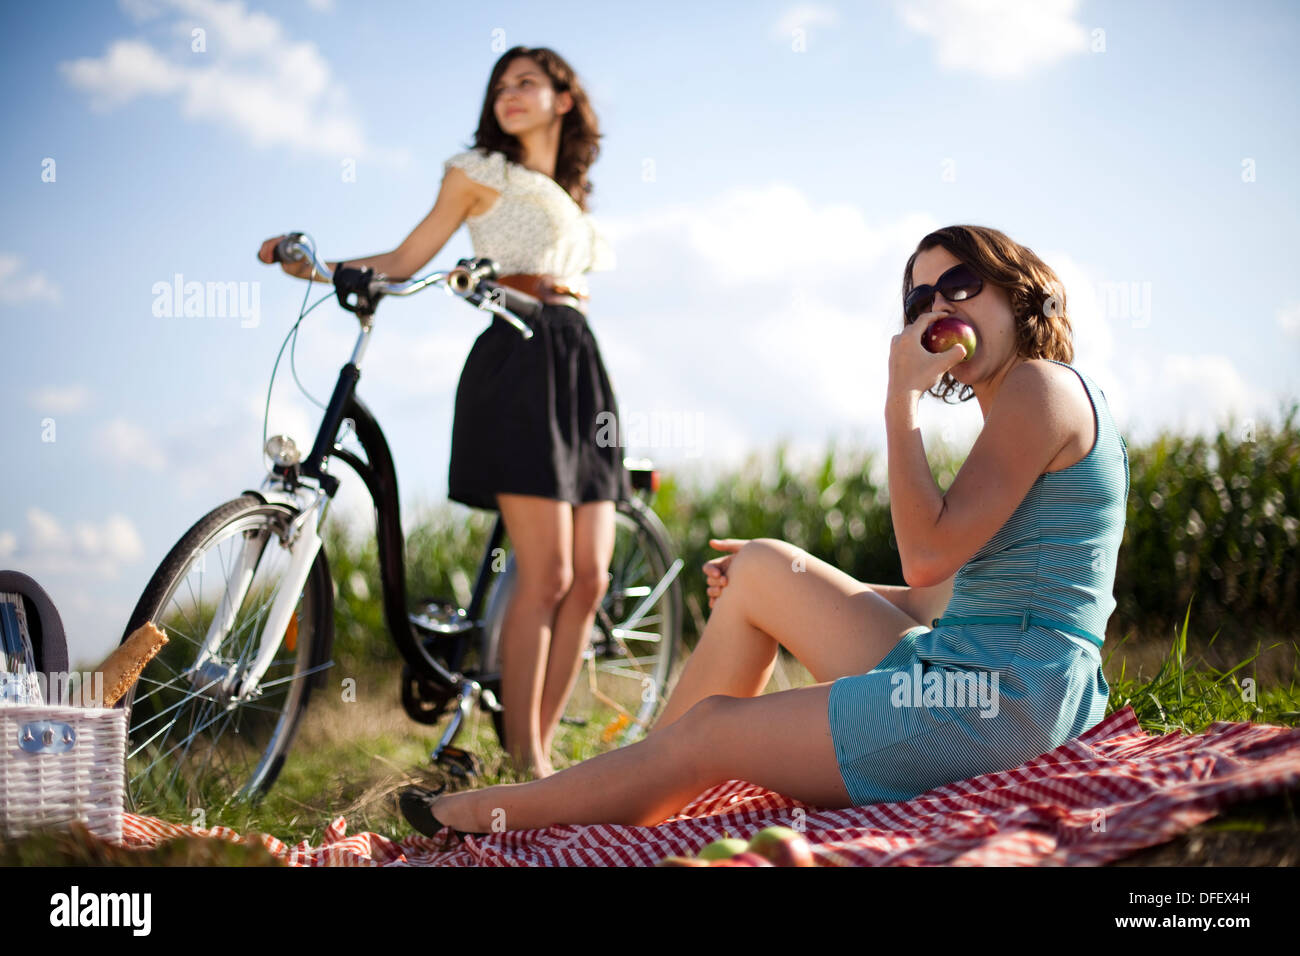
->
<box><xmin>117</xmin><ymin>494</ymin><xmax>333</xmax><ymax>811</ymax></box>
<box><xmin>481</xmin><ymin>495</ymin><xmax>684</xmax><ymax>758</ymax></box>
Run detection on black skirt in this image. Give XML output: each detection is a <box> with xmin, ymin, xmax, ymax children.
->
<box><xmin>448</xmin><ymin>304</ymin><xmax>632</xmax><ymax>511</ymax></box>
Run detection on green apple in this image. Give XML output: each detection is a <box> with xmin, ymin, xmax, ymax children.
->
<box><xmin>698</xmin><ymin>837</ymin><xmax>749</xmax><ymax>861</ymax></box>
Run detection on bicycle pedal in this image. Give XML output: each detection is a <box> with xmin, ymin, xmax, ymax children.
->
<box><xmin>434</xmin><ymin>745</ymin><xmax>483</xmax><ymax>781</ymax></box>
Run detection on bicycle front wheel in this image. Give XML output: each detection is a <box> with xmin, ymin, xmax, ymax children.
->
<box><xmin>118</xmin><ymin>494</ymin><xmax>333</xmax><ymax>811</ymax></box>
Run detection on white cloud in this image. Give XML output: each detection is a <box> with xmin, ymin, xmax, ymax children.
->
<box><xmin>95</xmin><ymin>418</ymin><xmax>170</xmax><ymax>471</ymax></box>
<box><xmin>1</xmin><ymin>509</ymin><xmax>145</xmax><ymax>579</ymax></box>
<box><xmin>58</xmin><ymin>0</ymin><xmax>407</xmax><ymax>164</ymax></box>
<box><xmin>1023</xmin><ymin>253</ymin><xmax>1276</xmax><ymax>443</ymax></box>
<box><xmin>58</xmin><ymin>38</ymin><xmax>183</xmax><ymax>109</ymax></box>
<box><xmin>1278</xmin><ymin>302</ymin><xmax>1300</xmax><ymax>338</ymax></box>
<box><xmin>91</xmin><ymin>391</ymin><xmax>320</xmax><ymax>499</ymax></box>
<box><xmin>596</xmin><ymin>195</ymin><xmax>1278</xmax><ymax>468</ymax></box>
<box><xmin>1091</xmin><ymin>352</ymin><xmax>1265</xmax><ymax>444</ymax></box>
<box><xmin>590</xmin><ymin>184</ymin><xmax>943</xmax><ymax>474</ymax></box>
<box><xmin>602</xmin><ymin>183</ymin><xmax>933</xmax><ymax>285</ymax></box>
<box><xmin>28</xmin><ymin>384</ymin><xmax>92</xmax><ymax>414</ymax></box>
<box><xmin>0</xmin><ymin>254</ymin><xmax>61</xmax><ymax>305</ymax></box>
<box><xmin>1155</xmin><ymin>354</ymin><xmax>1260</xmax><ymax>430</ymax></box>
<box><xmin>895</xmin><ymin>0</ymin><xmax>1090</xmax><ymax>77</ymax></box>
<box><xmin>772</xmin><ymin>3</ymin><xmax>840</xmax><ymax>41</ymax></box>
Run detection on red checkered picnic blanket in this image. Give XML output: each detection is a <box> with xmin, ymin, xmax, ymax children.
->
<box><xmin>119</xmin><ymin>706</ymin><xmax>1300</xmax><ymax>866</ymax></box>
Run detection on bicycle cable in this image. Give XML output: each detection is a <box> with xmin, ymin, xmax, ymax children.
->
<box><xmin>260</xmin><ymin>232</ymin><xmax>335</xmax><ymax>471</ymax></box>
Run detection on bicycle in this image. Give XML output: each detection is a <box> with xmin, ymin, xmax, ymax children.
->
<box><xmin>116</xmin><ymin>233</ymin><xmax>685</xmax><ymax>811</ymax></box>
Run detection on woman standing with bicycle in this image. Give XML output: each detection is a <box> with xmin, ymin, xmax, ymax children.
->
<box><xmin>260</xmin><ymin>46</ymin><xmax>630</xmax><ymax>784</ymax></box>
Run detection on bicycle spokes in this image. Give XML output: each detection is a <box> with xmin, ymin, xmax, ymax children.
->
<box><xmin>123</xmin><ymin>503</ymin><xmax>323</xmax><ymax>810</ymax></box>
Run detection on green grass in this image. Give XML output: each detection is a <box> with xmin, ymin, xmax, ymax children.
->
<box><xmin>116</xmin><ymin>661</ymin><xmax>657</xmax><ymax>850</ymax></box>
<box><xmin>1102</xmin><ymin>598</ymin><xmax>1300</xmax><ymax>734</ymax></box>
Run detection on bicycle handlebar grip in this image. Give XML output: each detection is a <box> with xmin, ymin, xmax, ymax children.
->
<box><xmin>272</xmin><ymin>232</ymin><xmax>306</xmax><ymax>264</ymax></box>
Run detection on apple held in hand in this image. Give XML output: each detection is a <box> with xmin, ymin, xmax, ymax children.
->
<box><xmin>747</xmin><ymin>825</ymin><xmax>816</xmax><ymax>867</ymax></box>
<box><xmin>921</xmin><ymin>316</ymin><xmax>977</xmax><ymax>362</ymax></box>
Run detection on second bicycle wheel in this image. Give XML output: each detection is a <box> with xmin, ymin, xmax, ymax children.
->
<box><xmin>117</xmin><ymin>494</ymin><xmax>333</xmax><ymax>811</ymax></box>
<box><xmin>481</xmin><ymin>496</ymin><xmax>684</xmax><ymax>759</ymax></box>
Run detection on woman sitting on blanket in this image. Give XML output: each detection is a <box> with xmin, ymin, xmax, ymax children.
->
<box><xmin>401</xmin><ymin>223</ymin><xmax>1130</xmax><ymax>836</ymax></box>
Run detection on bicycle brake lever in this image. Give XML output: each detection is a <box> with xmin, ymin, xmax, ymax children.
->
<box><xmin>470</xmin><ymin>291</ymin><xmax>535</xmax><ymax>340</ymax></box>
<box><xmin>334</xmin><ymin>265</ymin><xmax>378</xmax><ymax>316</ymax></box>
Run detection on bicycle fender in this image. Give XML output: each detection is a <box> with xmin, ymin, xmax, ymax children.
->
<box><xmin>240</xmin><ymin>487</ymin><xmax>335</xmax><ymax>692</ymax></box>
<box><xmin>240</xmin><ymin>488</ymin><xmax>303</xmax><ymax>510</ymax></box>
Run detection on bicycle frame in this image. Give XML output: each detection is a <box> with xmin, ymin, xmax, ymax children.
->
<box><xmin>232</xmin><ymin>316</ymin><xmax>491</xmax><ymax>702</ymax></box>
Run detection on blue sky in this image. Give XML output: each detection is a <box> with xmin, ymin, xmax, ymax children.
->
<box><xmin>3</xmin><ymin>0</ymin><xmax>1298</xmax><ymax>667</ymax></box>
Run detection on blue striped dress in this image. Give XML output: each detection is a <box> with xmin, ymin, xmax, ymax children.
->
<box><xmin>827</xmin><ymin>360</ymin><xmax>1130</xmax><ymax>806</ymax></box>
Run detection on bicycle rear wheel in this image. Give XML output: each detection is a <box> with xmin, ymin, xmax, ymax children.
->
<box><xmin>481</xmin><ymin>496</ymin><xmax>684</xmax><ymax>759</ymax></box>
<box><xmin>118</xmin><ymin>494</ymin><xmax>332</xmax><ymax>811</ymax></box>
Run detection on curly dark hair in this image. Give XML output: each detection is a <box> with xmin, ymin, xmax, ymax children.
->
<box><xmin>471</xmin><ymin>46</ymin><xmax>601</xmax><ymax>211</ymax></box>
<box><xmin>901</xmin><ymin>225</ymin><xmax>1074</xmax><ymax>403</ymax></box>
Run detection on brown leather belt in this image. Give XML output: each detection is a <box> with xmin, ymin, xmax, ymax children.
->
<box><xmin>496</xmin><ymin>273</ymin><xmax>587</xmax><ymax>313</ymax></box>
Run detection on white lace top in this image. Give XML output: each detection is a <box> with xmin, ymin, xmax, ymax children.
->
<box><xmin>443</xmin><ymin>148</ymin><xmax>615</xmax><ymax>295</ymax></box>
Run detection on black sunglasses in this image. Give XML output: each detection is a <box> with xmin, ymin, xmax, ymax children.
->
<box><xmin>904</xmin><ymin>263</ymin><xmax>984</xmax><ymax>323</ymax></box>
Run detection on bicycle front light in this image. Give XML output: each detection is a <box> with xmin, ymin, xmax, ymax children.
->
<box><xmin>265</xmin><ymin>435</ymin><xmax>302</xmax><ymax>468</ymax></box>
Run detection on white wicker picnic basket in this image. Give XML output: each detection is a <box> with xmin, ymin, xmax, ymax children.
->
<box><xmin>0</xmin><ymin>703</ymin><xmax>126</xmax><ymax>846</ymax></box>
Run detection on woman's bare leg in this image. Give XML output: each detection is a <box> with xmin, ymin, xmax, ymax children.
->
<box><xmin>538</xmin><ymin>500</ymin><xmax>616</xmax><ymax>759</ymax></box>
<box><xmin>495</xmin><ymin>493</ymin><xmax>573</xmax><ymax>777</ymax></box>
<box><xmin>429</xmin><ymin>684</ymin><xmax>850</xmax><ymax>832</ymax></box>
<box><xmin>651</xmin><ymin>538</ymin><xmax>924</xmax><ymax>732</ymax></box>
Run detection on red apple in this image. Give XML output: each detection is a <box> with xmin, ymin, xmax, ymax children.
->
<box><xmin>921</xmin><ymin>316</ymin><xmax>977</xmax><ymax>362</ymax></box>
<box><xmin>727</xmin><ymin>852</ymin><xmax>775</xmax><ymax>867</ymax></box>
<box><xmin>747</xmin><ymin>826</ymin><xmax>816</xmax><ymax>867</ymax></box>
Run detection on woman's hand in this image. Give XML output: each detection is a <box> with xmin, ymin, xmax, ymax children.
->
<box><xmin>257</xmin><ymin>235</ymin><xmax>285</xmax><ymax>265</ymax></box>
<box><xmin>256</xmin><ymin>235</ymin><xmax>307</xmax><ymax>278</ymax></box>
<box><xmin>703</xmin><ymin>538</ymin><xmax>748</xmax><ymax>609</ymax></box>
<box><xmin>887</xmin><ymin>311</ymin><xmax>969</xmax><ymax>405</ymax></box>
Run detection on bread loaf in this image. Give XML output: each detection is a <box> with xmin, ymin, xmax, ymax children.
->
<box><xmin>96</xmin><ymin>621</ymin><xmax>169</xmax><ymax>707</ymax></box>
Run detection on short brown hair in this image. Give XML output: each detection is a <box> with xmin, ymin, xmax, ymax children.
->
<box><xmin>901</xmin><ymin>225</ymin><xmax>1073</xmax><ymax>403</ymax></box>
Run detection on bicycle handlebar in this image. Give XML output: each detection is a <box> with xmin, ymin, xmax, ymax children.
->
<box><xmin>271</xmin><ymin>232</ymin><xmax>539</xmax><ymax>338</ymax></box>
